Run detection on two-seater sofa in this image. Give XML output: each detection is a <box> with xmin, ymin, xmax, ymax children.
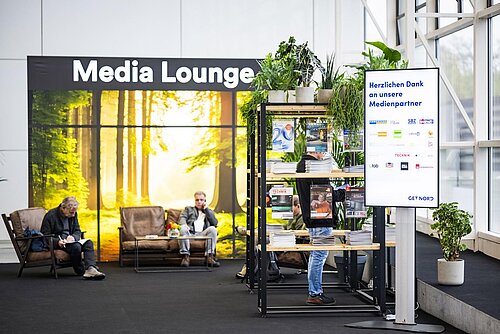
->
<box><xmin>118</xmin><ymin>206</ymin><xmax>207</xmax><ymax>267</ymax></box>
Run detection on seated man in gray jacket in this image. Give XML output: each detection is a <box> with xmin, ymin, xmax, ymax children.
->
<box><xmin>178</xmin><ymin>191</ymin><xmax>220</xmax><ymax>267</ymax></box>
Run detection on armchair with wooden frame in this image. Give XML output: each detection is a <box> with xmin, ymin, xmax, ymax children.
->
<box><xmin>2</xmin><ymin>207</ymin><xmax>76</xmax><ymax>279</ymax></box>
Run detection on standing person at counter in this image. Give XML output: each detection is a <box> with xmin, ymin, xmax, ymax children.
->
<box><xmin>296</xmin><ymin>151</ymin><xmax>345</xmax><ymax>305</ymax></box>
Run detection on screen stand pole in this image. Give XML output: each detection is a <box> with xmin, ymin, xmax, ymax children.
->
<box><xmin>345</xmin><ymin>207</ymin><xmax>444</xmax><ymax>333</ymax></box>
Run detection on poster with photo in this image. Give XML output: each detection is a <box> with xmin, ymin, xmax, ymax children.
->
<box><xmin>269</xmin><ymin>186</ymin><xmax>293</xmax><ymax>219</ymax></box>
<box><xmin>306</xmin><ymin>122</ymin><xmax>328</xmax><ymax>152</ymax></box>
<box><xmin>272</xmin><ymin>119</ymin><xmax>294</xmax><ymax>152</ymax></box>
<box><xmin>343</xmin><ymin>129</ymin><xmax>364</xmax><ymax>152</ymax></box>
<box><xmin>310</xmin><ymin>185</ymin><xmax>333</xmax><ymax>219</ymax></box>
<box><xmin>345</xmin><ymin>186</ymin><xmax>367</xmax><ymax>218</ymax></box>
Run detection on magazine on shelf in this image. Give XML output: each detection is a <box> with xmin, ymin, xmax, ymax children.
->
<box><xmin>272</xmin><ymin>119</ymin><xmax>295</xmax><ymax>152</ymax></box>
<box><xmin>342</xmin><ymin>129</ymin><xmax>364</xmax><ymax>152</ymax></box>
<box><xmin>310</xmin><ymin>185</ymin><xmax>333</xmax><ymax>219</ymax></box>
<box><xmin>306</xmin><ymin>122</ymin><xmax>328</xmax><ymax>152</ymax></box>
<box><xmin>269</xmin><ymin>186</ymin><xmax>293</xmax><ymax>219</ymax></box>
<box><xmin>345</xmin><ymin>186</ymin><xmax>367</xmax><ymax>218</ymax></box>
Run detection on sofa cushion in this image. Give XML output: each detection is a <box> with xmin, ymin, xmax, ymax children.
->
<box><xmin>166</xmin><ymin>208</ymin><xmax>182</xmax><ymax>225</ymax></box>
<box><xmin>120</xmin><ymin>206</ymin><xmax>165</xmax><ymax>241</ymax></box>
<box><xmin>122</xmin><ymin>240</ymin><xmax>170</xmax><ymax>251</ymax></box>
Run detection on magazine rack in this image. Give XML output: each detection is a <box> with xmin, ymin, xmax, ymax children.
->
<box><xmin>245</xmin><ymin>103</ymin><xmax>388</xmax><ymax>316</ymax></box>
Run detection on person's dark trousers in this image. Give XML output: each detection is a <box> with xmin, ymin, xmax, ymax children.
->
<box><xmin>64</xmin><ymin>240</ymin><xmax>97</xmax><ymax>275</ymax></box>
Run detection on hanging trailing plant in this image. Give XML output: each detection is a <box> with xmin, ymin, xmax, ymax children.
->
<box><xmin>328</xmin><ymin>41</ymin><xmax>408</xmax><ymax>144</ymax></box>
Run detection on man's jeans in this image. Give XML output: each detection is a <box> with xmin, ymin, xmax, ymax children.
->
<box><xmin>307</xmin><ymin>227</ymin><xmax>333</xmax><ymax>296</ymax></box>
<box><xmin>179</xmin><ymin>225</ymin><xmax>217</xmax><ymax>255</ymax></box>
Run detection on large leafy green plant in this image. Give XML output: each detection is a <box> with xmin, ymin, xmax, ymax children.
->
<box><xmin>431</xmin><ymin>202</ymin><xmax>473</xmax><ymax>261</ymax></box>
<box><xmin>328</xmin><ymin>41</ymin><xmax>408</xmax><ymax>143</ymax></box>
<box><xmin>253</xmin><ymin>53</ymin><xmax>297</xmax><ymax>91</ymax></box>
<box><xmin>296</xmin><ymin>41</ymin><xmax>323</xmax><ymax>87</ymax></box>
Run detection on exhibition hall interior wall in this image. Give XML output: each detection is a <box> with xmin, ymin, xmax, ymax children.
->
<box><xmin>0</xmin><ymin>0</ymin><xmax>365</xmax><ymax>241</ymax></box>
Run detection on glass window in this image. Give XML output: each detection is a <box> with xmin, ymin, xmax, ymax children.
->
<box><xmin>437</xmin><ymin>26</ymin><xmax>474</xmax><ymax>142</ymax></box>
<box><xmin>491</xmin><ymin>148</ymin><xmax>500</xmax><ymax>233</ymax></box>
<box><xmin>492</xmin><ymin>15</ymin><xmax>500</xmax><ymax>139</ymax></box>
<box><xmin>438</xmin><ymin>0</ymin><xmax>473</xmax><ymax>27</ymax></box>
<box><xmin>364</xmin><ymin>0</ymin><xmax>387</xmax><ymax>42</ymax></box>
<box><xmin>439</xmin><ymin>148</ymin><xmax>474</xmax><ymax>213</ymax></box>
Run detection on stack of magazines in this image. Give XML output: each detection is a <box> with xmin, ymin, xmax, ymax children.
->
<box><xmin>305</xmin><ymin>156</ymin><xmax>334</xmax><ymax>173</ymax></box>
<box><xmin>269</xmin><ymin>231</ymin><xmax>296</xmax><ymax>247</ymax></box>
<box><xmin>362</xmin><ymin>223</ymin><xmax>396</xmax><ymax>242</ymax></box>
<box><xmin>270</xmin><ymin>162</ymin><xmax>297</xmax><ymax>174</ymax></box>
<box><xmin>345</xmin><ymin>230</ymin><xmax>372</xmax><ymax>245</ymax></box>
<box><xmin>267</xmin><ymin>224</ymin><xmax>284</xmax><ymax>233</ymax></box>
<box><xmin>310</xmin><ymin>235</ymin><xmax>336</xmax><ymax>245</ymax></box>
<box><xmin>386</xmin><ymin>225</ymin><xmax>396</xmax><ymax>242</ymax></box>
<box><xmin>342</xmin><ymin>164</ymin><xmax>364</xmax><ymax>173</ymax></box>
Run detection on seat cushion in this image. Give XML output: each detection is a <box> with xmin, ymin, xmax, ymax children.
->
<box><xmin>120</xmin><ymin>206</ymin><xmax>165</xmax><ymax>241</ymax></box>
<box><xmin>122</xmin><ymin>240</ymin><xmax>170</xmax><ymax>251</ymax></box>
<box><xmin>166</xmin><ymin>208</ymin><xmax>182</xmax><ymax>225</ymax></box>
<box><xmin>26</xmin><ymin>249</ymin><xmax>70</xmax><ymax>263</ymax></box>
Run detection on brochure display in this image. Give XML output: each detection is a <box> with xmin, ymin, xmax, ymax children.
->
<box><xmin>272</xmin><ymin>119</ymin><xmax>294</xmax><ymax>152</ymax></box>
<box><xmin>364</xmin><ymin>68</ymin><xmax>439</xmax><ymax>208</ymax></box>
<box><xmin>345</xmin><ymin>186</ymin><xmax>367</xmax><ymax>218</ymax></box>
<box><xmin>306</xmin><ymin>122</ymin><xmax>328</xmax><ymax>152</ymax></box>
<box><xmin>310</xmin><ymin>185</ymin><xmax>333</xmax><ymax>219</ymax></box>
<box><xmin>269</xmin><ymin>186</ymin><xmax>293</xmax><ymax>219</ymax></box>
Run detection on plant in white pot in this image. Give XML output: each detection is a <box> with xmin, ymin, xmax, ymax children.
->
<box><xmin>253</xmin><ymin>54</ymin><xmax>295</xmax><ymax>103</ymax></box>
<box><xmin>295</xmin><ymin>41</ymin><xmax>322</xmax><ymax>103</ymax></box>
<box><xmin>317</xmin><ymin>54</ymin><xmax>343</xmax><ymax>103</ymax></box>
<box><xmin>431</xmin><ymin>202</ymin><xmax>473</xmax><ymax>285</ymax></box>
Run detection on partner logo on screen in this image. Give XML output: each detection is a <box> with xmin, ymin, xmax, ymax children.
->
<box><xmin>73</xmin><ymin>60</ymin><xmax>254</xmax><ymax>89</ymax></box>
<box><xmin>408</xmin><ymin>195</ymin><xmax>434</xmax><ymax>201</ymax></box>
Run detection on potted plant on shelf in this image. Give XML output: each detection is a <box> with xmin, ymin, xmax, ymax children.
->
<box><xmin>295</xmin><ymin>41</ymin><xmax>323</xmax><ymax>103</ymax></box>
<box><xmin>431</xmin><ymin>202</ymin><xmax>473</xmax><ymax>285</ymax></box>
<box><xmin>252</xmin><ymin>54</ymin><xmax>294</xmax><ymax>103</ymax></box>
<box><xmin>274</xmin><ymin>36</ymin><xmax>300</xmax><ymax>102</ymax></box>
<box><xmin>328</xmin><ymin>41</ymin><xmax>408</xmax><ymax>147</ymax></box>
<box><xmin>317</xmin><ymin>53</ymin><xmax>343</xmax><ymax>103</ymax></box>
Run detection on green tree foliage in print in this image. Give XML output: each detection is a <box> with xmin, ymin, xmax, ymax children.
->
<box><xmin>31</xmin><ymin>90</ymin><xmax>91</xmax><ymax>209</ymax></box>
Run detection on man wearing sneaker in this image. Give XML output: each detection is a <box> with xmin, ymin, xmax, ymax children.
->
<box><xmin>178</xmin><ymin>191</ymin><xmax>220</xmax><ymax>267</ymax></box>
<box><xmin>41</xmin><ymin>196</ymin><xmax>105</xmax><ymax>280</ymax></box>
<box><xmin>296</xmin><ymin>152</ymin><xmax>345</xmax><ymax>305</ymax></box>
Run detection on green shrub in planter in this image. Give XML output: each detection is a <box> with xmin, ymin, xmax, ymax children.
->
<box><xmin>431</xmin><ymin>202</ymin><xmax>472</xmax><ymax>261</ymax></box>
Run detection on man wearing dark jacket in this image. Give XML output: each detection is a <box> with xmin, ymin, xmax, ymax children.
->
<box><xmin>296</xmin><ymin>152</ymin><xmax>345</xmax><ymax>305</ymax></box>
<box><xmin>178</xmin><ymin>191</ymin><xmax>220</xmax><ymax>267</ymax></box>
<box><xmin>41</xmin><ymin>196</ymin><xmax>105</xmax><ymax>280</ymax></box>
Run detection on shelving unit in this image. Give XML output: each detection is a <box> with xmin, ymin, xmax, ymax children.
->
<box><xmin>244</xmin><ymin>102</ymin><xmax>388</xmax><ymax>316</ymax></box>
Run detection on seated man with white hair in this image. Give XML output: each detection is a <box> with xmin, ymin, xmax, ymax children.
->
<box><xmin>41</xmin><ymin>196</ymin><xmax>105</xmax><ymax>280</ymax></box>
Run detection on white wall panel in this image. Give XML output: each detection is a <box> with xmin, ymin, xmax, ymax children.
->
<box><xmin>181</xmin><ymin>0</ymin><xmax>314</xmax><ymax>58</ymax></box>
<box><xmin>0</xmin><ymin>60</ymin><xmax>28</xmax><ymax>150</ymax></box>
<box><xmin>42</xmin><ymin>0</ymin><xmax>182</xmax><ymax>57</ymax></box>
<box><xmin>0</xmin><ymin>0</ymin><xmax>42</xmax><ymax>59</ymax></box>
<box><xmin>0</xmin><ymin>151</ymin><xmax>28</xmax><ymax>240</ymax></box>
<box><xmin>313</xmin><ymin>0</ymin><xmax>336</xmax><ymax>64</ymax></box>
